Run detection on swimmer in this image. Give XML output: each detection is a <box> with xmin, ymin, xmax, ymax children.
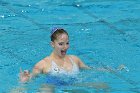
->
<box><xmin>19</xmin><ymin>27</ymin><xmax>90</xmax><ymax>82</ymax></box>
<box><xmin>18</xmin><ymin>27</ymin><xmax>111</xmax><ymax>93</ymax></box>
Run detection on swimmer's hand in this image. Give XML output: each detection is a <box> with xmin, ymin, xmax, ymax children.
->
<box><xmin>117</xmin><ymin>64</ymin><xmax>129</xmax><ymax>72</ymax></box>
<box><xmin>19</xmin><ymin>67</ymin><xmax>31</xmax><ymax>83</ymax></box>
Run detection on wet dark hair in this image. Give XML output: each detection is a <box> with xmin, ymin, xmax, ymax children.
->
<box><xmin>50</xmin><ymin>28</ymin><xmax>69</xmax><ymax>42</ymax></box>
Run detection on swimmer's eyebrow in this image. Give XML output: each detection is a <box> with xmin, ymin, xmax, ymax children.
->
<box><xmin>58</xmin><ymin>41</ymin><xmax>69</xmax><ymax>43</ymax></box>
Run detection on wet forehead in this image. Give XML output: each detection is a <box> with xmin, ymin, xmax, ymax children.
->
<box><xmin>56</xmin><ymin>34</ymin><xmax>69</xmax><ymax>42</ymax></box>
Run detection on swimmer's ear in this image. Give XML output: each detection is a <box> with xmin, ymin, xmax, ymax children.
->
<box><xmin>50</xmin><ymin>41</ymin><xmax>54</xmax><ymax>48</ymax></box>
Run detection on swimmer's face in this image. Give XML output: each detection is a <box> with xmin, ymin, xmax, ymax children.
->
<box><xmin>51</xmin><ymin>33</ymin><xmax>69</xmax><ymax>57</ymax></box>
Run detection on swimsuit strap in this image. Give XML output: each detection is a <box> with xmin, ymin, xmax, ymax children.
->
<box><xmin>69</xmin><ymin>56</ymin><xmax>74</xmax><ymax>65</ymax></box>
<box><xmin>68</xmin><ymin>56</ymin><xmax>79</xmax><ymax>73</ymax></box>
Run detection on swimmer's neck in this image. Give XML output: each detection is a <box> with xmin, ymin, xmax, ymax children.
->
<box><xmin>51</xmin><ymin>52</ymin><xmax>66</xmax><ymax>60</ymax></box>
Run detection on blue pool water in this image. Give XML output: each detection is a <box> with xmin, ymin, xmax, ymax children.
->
<box><xmin>0</xmin><ymin>0</ymin><xmax>140</xmax><ymax>93</ymax></box>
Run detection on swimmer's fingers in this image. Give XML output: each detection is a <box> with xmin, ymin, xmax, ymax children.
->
<box><xmin>19</xmin><ymin>67</ymin><xmax>24</xmax><ymax>78</ymax></box>
<box><xmin>19</xmin><ymin>71</ymin><xmax>31</xmax><ymax>82</ymax></box>
<box><xmin>19</xmin><ymin>68</ymin><xmax>30</xmax><ymax>77</ymax></box>
<box><xmin>117</xmin><ymin>64</ymin><xmax>129</xmax><ymax>72</ymax></box>
<box><xmin>23</xmin><ymin>70</ymin><xmax>30</xmax><ymax>77</ymax></box>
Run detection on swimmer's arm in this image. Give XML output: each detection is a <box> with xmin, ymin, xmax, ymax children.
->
<box><xmin>31</xmin><ymin>63</ymin><xmax>43</xmax><ymax>78</ymax></box>
<box><xmin>30</xmin><ymin>58</ymin><xmax>49</xmax><ymax>78</ymax></box>
<box><xmin>73</xmin><ymin>55</ymin><xmax>91</xmax><ymax>69</ymax></box>
<box><xmin>19</xmin><ymin>59</ymin><xmax>46</xmax><ymax>82</ymax></box>
<box><xmin>73</xmin><ymin>56</ymin><xmax>112</xmax><ymax>71</ymax></box>
<box><xmin>78</xmin><ymin>60</ymin><xmax>91</xmax><ymax>69</ymax></box>
<box><xmin>74</xmin><ymin>56</ymin><xmax>107</xmax><ymax>71</ymax></box>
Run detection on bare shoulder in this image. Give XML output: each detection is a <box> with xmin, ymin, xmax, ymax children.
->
<box><xmin>34</xmin><ymin>56</ymin><xmax>50</xmax><ymax>69</ymax></box>
<box><xmin>69</xmin><ymin>55</ymin><xmax>81</xmax><ymax>63</ymax></box>
<box><xmin>69</xmin><ymin>55</ymin><xmax>89</xmax><ymax>69</ymax></box>
<box><xmin>69</xmin><ymin>55</ymin><xmax>79</xmax><ymax>60</ymax></box>
<box><xmin>32</xmin><ymin>56</ymin><xmax>51</xmax><ymax>74</ymax></box>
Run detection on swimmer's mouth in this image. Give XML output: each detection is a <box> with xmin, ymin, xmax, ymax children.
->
<box><xmin>61</xmin><ymin>50</ymin><xmax>66</xmax><ymax>55</ymax></box>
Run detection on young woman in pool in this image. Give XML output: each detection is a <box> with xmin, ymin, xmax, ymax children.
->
<box><xmin>20</xmin><ymin>28</ymin><xmax>90</xmax><ymax>82</ymax></box>
<box><xmin>18</xmin><ymin>28</ymin><xmax>111</xmax><ymax>93</ymax></box>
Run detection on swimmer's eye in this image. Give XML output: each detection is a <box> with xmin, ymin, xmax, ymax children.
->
<box><xmin>58</xmin><ymin>42</ymin><xmax>63</xmax><ymax>46</ymax></box>
<box><xmin>58</xmin><ymin>42</ymin><xmax>69</xmax><ymax>46</ymax></box>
